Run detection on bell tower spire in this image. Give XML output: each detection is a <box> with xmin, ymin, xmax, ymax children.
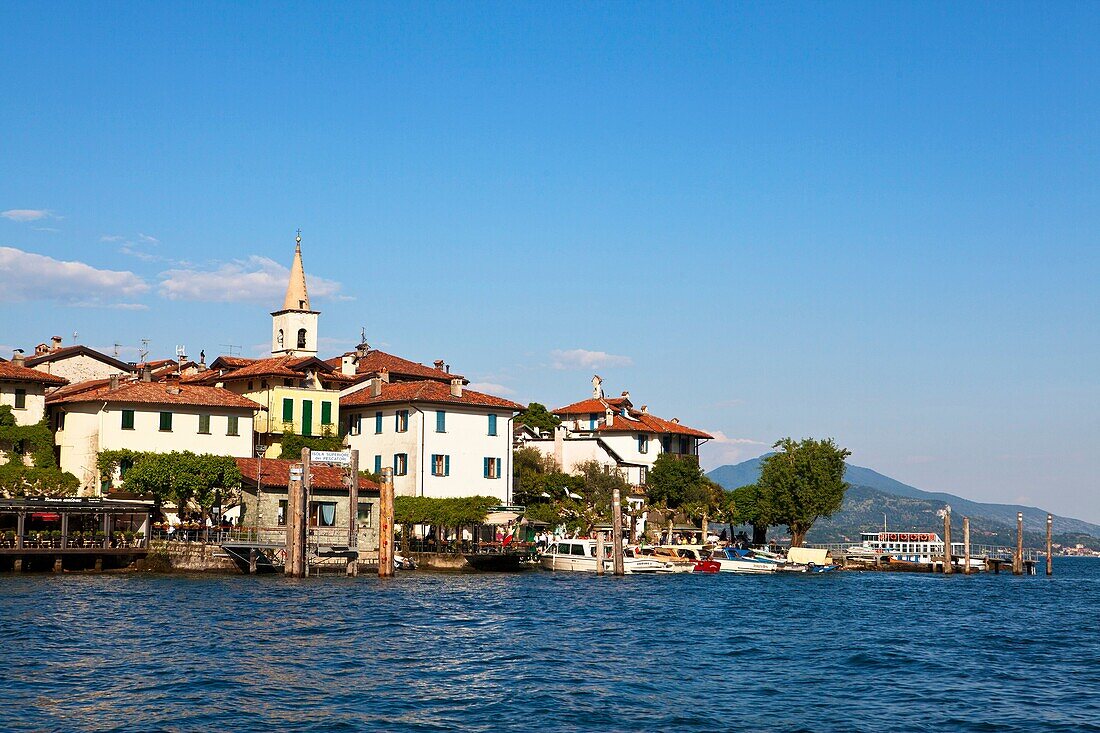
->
<box><xmin>271</xmin><ymin>229</ymin><xmax>319</xmax><ymax>357</ymax></box>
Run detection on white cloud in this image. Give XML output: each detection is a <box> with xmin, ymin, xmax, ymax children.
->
<box><xmin>2</xmin><ymin>209</ymin><xmax>50</xmax><ymax>222</ymax></box>
<box><xmin>0</xmin><ymin>246</ymin><xmax>149</xmax><ymax>305</ymax></box>
<box><xmin>99</xmin><ymin>235</ymin><xmax>125</xmax><ymax>242</ymax></box>
<box><xmin>700</xmin><ymin>431</ymin><xmax>769</xmax><ymax>469</ymax></box>
<box><xmin>550</xmin><ymin>348</ymin><xmax>633</xmax><ymax>370</ymax></box>
<box><xmin>138</xmin><ymin>233</ymin><xmax>159</xmax><ymax>244</ymax></box>
<box><xmin>157</xmin><ymin>255</ymin><xmax>344</xmax><ymax>303</ymax></box>
<box><xmin>467</xmin><ymin>382</ymin><xmax>517</xmax><ymax>396</ymax></box>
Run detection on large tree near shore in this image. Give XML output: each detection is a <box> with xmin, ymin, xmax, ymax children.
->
<box><xmin>758</xmin><ymin>437</ymin><xmax>850</xmax><ymax>547</ymax></box>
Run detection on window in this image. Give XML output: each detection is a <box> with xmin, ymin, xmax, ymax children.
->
<box><xmin>589</xmin><ymin>413</ymin><xmax>598</xmax><ymax>430</ymax></box>
<box><xmin>301</xmin><ymin>400</ymin><xmax>313</xmax><ymax>436</ymax></box>
<box><xmin>54</xmin><ymin>411</ymin><xmax>65</xmax><ymax>431</ymax></box>
<box><xmin>247</xmin><ymin>380</ymin><xmax>254</xmax><ymax>390</ymax></box>
<box><xmin>121</xmin><ymin>409</ymin><xmax>135</xmax><ymax>430</ymax></box>
<box><xmin>297</xmin><ymin>328</ymin><xmax>307</xmax><ymax>349</ymax></box>
<box><xmin>159</xmin><ymin>412</ymin><xmax>173</xmax><ymax>432</ymax></box>
<box><xmin>394</xmin><ymin>453</ymin><xmax>408</xmax><ymax>476</ymax></box>
<box><xmin>432</xmin><ymin>454</ymin><xmax>451</xmax><ymax>477</ymax></box>
<box><xmin>374</xmin><ymin>455</ymin><xmax>382</xmax><ymax>474</ymax></box>
<box><xmin>321</xmin><ymin>401</ymin><xmax>332</xmax><ymax>425</ymax></box>
<box><xmin>395</xmin><ymin>410</ymin><xmax>408</xmax><ymax>433</ymax></box>
<box><xmin>282</xmin><ymin>398</ymin><xmax>294</xmax><ymax>423</ymax></box>
<box><xmin>637</xmin><ymin>434</ymin><xmax>649</xmax><ymax>454</ymax></box>
<box><xmin>639</xmin><ymin>466</ymin><xmax>648</xmax><ymax>485</ymax></box>
<box><xmin>261</xmin><ymin>379</ymin><xmax>268</xmax><ymax>389</ymax></box>
<box><xmin>14</xmin><ymin>389</ymin><xmax>26</xmax><ymax>409</ymax></box>
<box><xmin>681</xmin><ymin>437</ymin><xmax>693</xmax><ymax>454</ymax></box>
<box><xmin>198</xmin><ymin>414</ymin><xmax>211</xmax><ymax>434</ymax></box>
<box><xmin>349</xmin><ymin>413</ymin><xmax>361</xmax><ymax>436</ymax></box>
<box><xmin>483</xmin><ymin>457</ymin><xmax>501</xmax><ymax>479</ymax></box>
<box><xmin>571</xmin><ymin>543</ymin><xmax>587</xmax><ymax>556</ymax></box>
<box><xmin>436</xmin><ymin>410</ymin><xmax>446</xmax><ymax>433</ymax></box>
<box><xmin>357</xmin><ymin>502</ymin><xmax>373</xmax><ymax>527</ymax></box>
<box><xmin>309</xmin><ymin>501</ymin><xmax>336</xmax><ymax>527</ymax></box>
<box><xmin>120</xmin><ymin>457</ymin><xmax>133</xmax><ymax>478</ymax></box>
<box><xmin>488</xmin><ymin>414</ymin><xmax>497</xmax><ymax>436</ymax></box>
<box><xmin>662</xmin><ymin>436</ymin><xmax>672</xmax><ymax>453</ymax></box>
<box><xmin>277</xmin><ymin>500</ymin><xmax>287</xmax><ymax>526</ymax></box>
<box><xmin>374</xmin><ymin>411</ymin><xmax>383</xmax><ymax>434</ymax></box>
<box><xmin>227</xmin><ymin>415</ymin><xmax>239</xmax><ymax>436</ymax></box>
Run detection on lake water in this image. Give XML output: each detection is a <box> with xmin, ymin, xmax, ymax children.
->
<box><xmin>2</xmin><ymin>558</ymin><xmax>1099</xmax><ymax>732</ymax></box>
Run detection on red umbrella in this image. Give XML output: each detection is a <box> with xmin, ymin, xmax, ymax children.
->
<box><xmin>31</xmin><ymin>513</ymin><xmax>61</xmax><ymax>521</ymax></box>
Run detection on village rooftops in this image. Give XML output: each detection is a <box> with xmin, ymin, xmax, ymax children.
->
<box><xmin>553</xmin><ymin>395</ymin><xmax>711</xmax><ymax>439</ymax></box>
<box><xmin>23</xmin><ymin>344</ymin><xmax>134</xmax><ymax>374</ymax></box>
<box><xmin>46</xmin><ymin>379</ymin><xmax>261</xmax><ymax>410</ymax></box>
<box><xmin>341</xmin><ymin>379</ymin><xmax>523</xmax><ymax>411</ymax></box>
<box><xmin>235</xmin><ymin>457</ymin><xmax>379</xmax><ymax>492</ymax></box>
<box><xmin>0</xmin><ymin>358</ymin><xmax>69</xmax><ymax>386</ymax></box>
<box><xmin>553</xmin><ymin>396</ymin><xmax>631</xmax><ymax>415</ymax></box>
<box><xmin>184</xmin><ymin>354</ymin><xmax>354</xmax><ymax>386</ymax></box>
<box><xmin>324</xmin><ymin>348</ymin><xmax>466</xmax><ymax>384</ymax></box>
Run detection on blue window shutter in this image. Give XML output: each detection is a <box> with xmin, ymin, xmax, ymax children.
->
<box><xmin>483</xmin><ymin>457</ymin><xmax>489</xmax><ymax>478</ymax></box>
<box><xmin>445</xmin><ymin>455</ymin><xmax>450</xmax><ymax>476</ymax></box>
<box><xmin>375</xmin><ymin>411</ymin><xmax>382</xmax><ymax>433</ymax></box>
<box><xmin>374</xmin><ymin>455</ymin><xmax>381</xmax><ymax>474</ymax></box>
<box><xmin>488</xmin><ymin>414</ymin><xmax>497</xmax><ymax>435</ymax></box>
<box><xmin>437</xmin><ymin>410</ymin><xmax>445</xmax><ymax>432</ymax></box>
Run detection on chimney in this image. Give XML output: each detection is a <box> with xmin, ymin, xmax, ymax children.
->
<box><xmin>378</xmin><ymin>367</ymin><xmax>390</xmax><ymax>383</ymax></box>
<box><xmin>641</xmin><ymin>405</ymin><xmax>649</xmax><ymax>414</ymax></box>
<box><xmin>671</xmin><ymin>417</ymin><xmax>680</xmax><ymax>424</ymax></box>
<box><xmin>35</xmin><ymin>343</ymin><xmax>49</xmax><ymax>356</ymax></box>
<box><xmin>605</xmin><ymin>407</ymin><xmax>614</xmax><ymax>427</ymax></box>
<box><xmin>109</xmin><ymin>374</ymin><xmax>120</xmax><ymax>391</ymax></box>
<box><xmin>356</xmin><ymin>341</ymin><xmax>370</xmax><ymax>358</ymax></box>
<box><xmin>434</xmin><ymin>359</ymin><xmax>445</xmax><ymax>371</ymax></box>
<box><xmin>141</xmin><ymin>365</ymin><xmax>152</xmax><ymax>382</ymax></box>
<box><xmin>51</xmin><ymin>335</ymin><xmax>63</xmax><ymax>351</ymax></box>
<box><xmin>12</xmin><ymin>349</ymin><xmax>26</xmax><ymax>368</ymax></box>
<box><xmin>621</xmin><ymin>391</ymin><xmax>630</xmax><ymax>400</ymax></box>
<box><xmin>166</xmin><ymin>386</ymin><xmax>181</xmax><ymax>395</ymax></box>
<box><xmin>450</xmin><ymin>378</ymin><xmax>463</xmax><ymax>398</ymax></box>
<box><xmin>370</xmin><ymin>377</ymin><xmax>383</xmax><ymax>398</ymax></box>
<box><xmin>341</xmin><ymin>353</ymin><xmax>357</xmax><ymax>376</ymax></box>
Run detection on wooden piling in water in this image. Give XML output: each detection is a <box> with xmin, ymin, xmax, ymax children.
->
<box><xmin>301</xmin><ymin>448</ymin><xmax>312</xmax><ymax>578</ymax></box>
<box><xmin>285</xmin><ymin>456</ymin><xmax>307</xmax><ymax>578</ymax></box>
<box><xmin>1046</xmin><ymin>513</ymin><xmax>1053</xmax><ymax>576</ymax></box>
<box><xmin>963</xmin><ymin>516</ymin><xmax>971</xmax><ymax>575</ymax></box>
<box><xmin>347</xmin><ymin>449</ymin><xmax>360</xmax><ymax>577</ymax></box>
<box><xmin>1013</xmin><ymin>511</ymin><xmax>1023</xmax><ymax>576</ymax></box>
<box><xmin>595</xmin><ymin>531</ymin><xmax>605</xmax><ymax>576</ymax></box>
<box><xmin>378</xmin><ymin>467</ymin><xmax>394</xmax><ymax>578</ymax></box>
<box><xmin>943</xmin><ymin>508</ymin><xmax>953</xmax><ymax>575</ymax></box>
<box><xmin>249</xmin><ymin>548</ymin><xmax>258</xmax><ymax>574</ymax></box>
<box><xmin>611</xmin><ymin>488</ymin><xmax>624</xmax><ymax>576</ymax></box>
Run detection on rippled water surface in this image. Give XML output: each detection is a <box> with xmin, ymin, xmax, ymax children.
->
<box><xmin>2</xmin><ymin>559</ymin><xmax>1100</xmax><ymax>732</ymax></box>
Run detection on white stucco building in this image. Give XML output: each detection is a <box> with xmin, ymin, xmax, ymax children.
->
<box><xmin>24</xmin><ymin>338</ymin><xmax>134</xmax><ymax>385</ymax></box>
<box><xmin>518</xmin><ymin>377</ymin><xmax>712</xmax><ymax>488</ymax></box>
<box><xmin>47</xmin><ymin>375</ymin><xmax>259</xmax><ymax>494</ymax></box>
<box><xmin>341</xmin><ymin>377</ymin><xmax>523</xmax><ymax>502</ymax></box>
<box><xmin>0</xmin><ymin>353</ymin><xmax>68</xmax><ymax>428</ymax></box>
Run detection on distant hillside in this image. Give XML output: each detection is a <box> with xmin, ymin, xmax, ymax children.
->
<box><xmin>707</xmin><ymin>457</ymin><xmax>1100</xmax><ymax>546</ymax></box>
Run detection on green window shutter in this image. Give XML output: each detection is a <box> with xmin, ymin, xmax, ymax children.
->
<box><xmin>14</xmin><ymin>389</ymin><xmax>26</xmax><ymax>409</ymax></box>
<box><xmin>301</xmin><ymin>400</ymin><xmax>313</xmax><ymax>437</ymax></box>
<box><xmin>321</xmin><ymin>401</ymin><xmax>332</xmax><ymax>425</ymax></box>
<box><xmin>159</xmin><ymin>412</ymin><xmax>172</xmax><ymax>431</ymax></box>
<box><xmin>282</xmin><ymin>398</ymin><xmax>294</xmax><ymax>423</ymax></box>
<box><xmin>121</xmin><ymin>410</ymin><xmax>135</xmax><ymax>430</ymax></box>
<box><xmin>227</xmin><ymin>415</ymin><xmax>239</xmax><ymax>436</ymax></box>
<box><xmin>198</xmin><ymin>414</ymin><xmax>210</xmax><ymax>434</ymax></box>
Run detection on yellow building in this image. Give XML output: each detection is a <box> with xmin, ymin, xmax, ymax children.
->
<box><xmin>184</xmin><ymin>234</ymin><xmax>352</xmax><ymax>457</ymax></box>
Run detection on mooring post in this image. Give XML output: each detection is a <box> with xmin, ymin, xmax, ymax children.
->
<box><xmin>301</xmin><ymin>448</ymin><xmax>312</xmax><ymax>578</ymax></box>
<box><xmin>378</xmin><ymin>467</ymin><xmax>395</xmax><ymax>578</ymax></box>
<box><xmin>701</xmin><ymin>512</ymin><xmax>708</xmax><ymax>545</ymax></box>
<box><xmin>53</xmin><ymin>555</ymin><xmax>62</xmax><ymax>573</ymax></box>
<box><xmin>595</xmin><ymin>531</ymin><xmax>605</xmax><ymax>576</ymax></box>
<box><xmin>94</xmin><ymin>556</ymin><xmax>102</xmax><ymax>572</ymax></box>
<box><xmin>347</xmin><ymin>449</ymin><xmax>360</xmax><ymax>577</ymax></box>
<box><xmin>1014</xmin><ymin>511</ymin><xmax>1023</xmax><ymax>576</ymax></box>
<box><xmin>612</xmin><ymin>488</ymin><xmax>625</xmax><ymax>576</ymax></box>
<box><xmin>943</xmin><ymin>508</ymin><xmax>953</xmax><ymax>575</ymax></box>
<box><xmin>285</xmin><ymin>467</ymin><xmax>299</xmax><ymax>577</ymax></box>
<box><xmin>1046</xmin><ymin>513</ymin><xmax>1053</xmax><ymax>576</ymax></box>
<box><xmin>963</xmin><ymin>516</ymin><xmax>971</xmax><ymax>575</ymax></box>
<box><xmin>16</xmin><ymin>512</ymin><xmax>24</xmax><ymax>549</ymax></box>
<box><xmin>249</xmin><ymin>548</ymin><xmax>257</xmax><ymax>574</ymax></box>
<box><xmin>13</xmin><ymin>557</ymin><xmax>23</xmax><ymax>573</ymax></box>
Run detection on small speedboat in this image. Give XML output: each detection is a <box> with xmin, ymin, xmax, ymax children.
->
<box><xmin>540</xmin><ymin>538</ymin><xmax>664</xmax><ymax>573</ymax></box>
<box><xmin>634</xmin><ymin>546</ymin><xmax>697</xmax><ymax>573</ymax></box>
<box><xmin>709</xmin><ymin>547</ymin><xmax>781</xmax><ymax>574</ymax></box>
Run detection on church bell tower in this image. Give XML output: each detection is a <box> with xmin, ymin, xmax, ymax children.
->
<box><xmin>271</xmin><ymin>230</ymin><xmax>319</xmax><ymax>357</ymax></box>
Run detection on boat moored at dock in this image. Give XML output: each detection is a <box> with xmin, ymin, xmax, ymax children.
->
<box><xmin>540</xmin><ymin>538</ymin><xmax>664</xmax><ymax>573</ymax></box>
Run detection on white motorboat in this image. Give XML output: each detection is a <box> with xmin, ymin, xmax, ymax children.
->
<box><xmin>540</xmin><ymin>538</ymin><xmax>664</xmax><ymax>574</ymax></box>
<box><xmin>709</xmin><ymin>547</ymin><xmax>780</xmax><ymax>574</ymax></box>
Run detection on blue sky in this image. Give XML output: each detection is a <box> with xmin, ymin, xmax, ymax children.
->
<box><xmin>2</xmin><ymin>3</ymin><xmax>1098</xmax><ymax>521</ymax></box>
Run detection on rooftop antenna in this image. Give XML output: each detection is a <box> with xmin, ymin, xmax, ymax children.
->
<box><xmin>113</xmin><ymin>343</ymin><xmax>122</xmax><ymax>358</ymax></box>
<box><xmin>220</xmin><ymin>343</ymin><xmax>242</xmax><ymax>357</ymax></box>
<box><xmin>175</xmin><ymin>345</ymin><xmax>186</xmax><ymax>374</ymax></box>
<box><xmin>139</xmin><ymin>338</ymin><xmax>151</xmax><ymax>363</ymax></box>
<box><xmin>72</xmin><ymin>331</ymin><xmax>78</xmax><ymax>344</ymax></box>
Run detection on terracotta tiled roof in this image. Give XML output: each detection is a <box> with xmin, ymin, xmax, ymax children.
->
<box><xmin>187</xmin><ymin>355</ymin><xmax>347</xmax><ymax>386</ymax></box>
<box><xmin>324</xmin><ymin>349</ymin><xmax>464</xmax><ymax>383</ymax></box>
<box><xmin>553</xmin><ymin>396</ymin><xmax>630</xmax><ymax>415</ymax></box>
<box><xmin>341</xmin><ymin>380</ymin><xmax>523</xmax><ymax>411</ymax></box>
<box><xmin>596</xmin><ymin>411</ymin><xmax>712</xmax><ymax>439</ymax></box>
<box><xmin>24</xmin><ymin>345</ymin><xmax>134</xmax><ymax>373</ymax></box>
<box><xmin>235</xmin><ymin>457</ymin><xmax>379</xmax><ymax>492</ymax></box>
<box><xmin>46</xmin><ymin>380</ymin><xmax>261</xmax><ymax>409</ymax></box>
<box><xmin>0</xmin><ymin>361</ymin><xmax>69</xmax><ymax>385</ymax></box>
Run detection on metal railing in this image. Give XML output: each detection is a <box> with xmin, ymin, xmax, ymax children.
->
<box><xmin>806</xmin><ymin>541</ymin><xmax>1042</xmax><ymax>561</ymax></box>
<box><xmin>0</xmin><ymin>532</ymin><xmax>148</xmax><ymax>550</ymax></box>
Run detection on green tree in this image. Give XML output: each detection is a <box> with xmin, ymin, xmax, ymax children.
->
<box><xmin>647</xmin><ymin>454</ymin><xmax>723</xmax><ymax>512</ymax></box>
<box><xmin>513</xmin><ymin>447</ymin><xmax>578</xmax><ymax>507</ymax></box>
<box><xmin>0</xmin><ymin>407</ymin><xmax>79</xmax><ymax>497</ymax></box>
<box><xmin>516</xmin><ymin>402</ymin><xmax>561</xmax><ymax>434</ymax></box>
<box><xmin>757</xmin><ymin>437</ymin><xmax>851</xmax><ymax>547</ymax></box>
<box><xmin>279</xmin><ymin>426</ymin><xmax>344</xmax><ymax>459</ymax></box>
<box><xmin>727</xmin><ymin>483</ymin><xmax>779</xmax><ymax>545</ymax></box>
<box><xmin>100</xmin><ymin>450</ymin><xmax>242</xmax><ymax>519</ymax></box>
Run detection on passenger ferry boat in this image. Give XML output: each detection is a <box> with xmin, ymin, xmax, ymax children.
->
<box><xmin>540</xmin><ymin>538</ymin><xmax>665</xmax><ymax>574</ymax></box>
<box><xmin>852</xmin><ymin>531</ymin><xmax>968</xmax><ymax>565</ymax></box>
